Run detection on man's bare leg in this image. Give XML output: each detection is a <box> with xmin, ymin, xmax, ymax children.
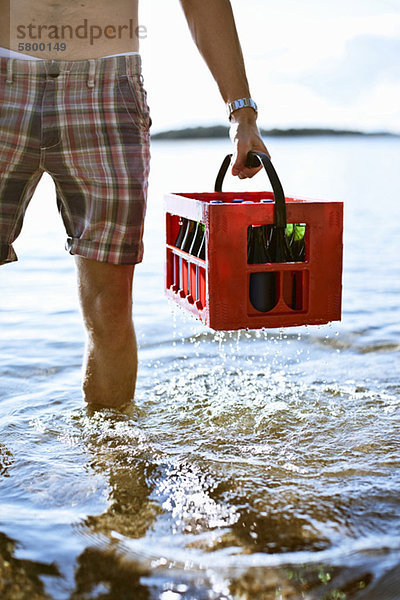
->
<box><xmin>75</xmin><ymin>256</ymin><xmax>138</xmax><ymax>408</ymax></box>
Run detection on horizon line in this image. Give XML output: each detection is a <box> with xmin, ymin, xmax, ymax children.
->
<box><xmin>151</xmin><ymin>125</ymin><xmax>400</xmax><ymax>140</ymax></box>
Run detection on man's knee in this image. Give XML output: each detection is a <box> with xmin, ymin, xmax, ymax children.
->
<box><xmin>75</xmin><ymin>257</ymin><xmax>135</xmax><ymax>339</ymax></box>
<box><xmin>84</xmin><ymin>287</ymin><xmax>133</xmax><ymax>335</ymax></box>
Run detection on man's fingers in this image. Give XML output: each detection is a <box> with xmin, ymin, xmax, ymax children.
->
<box><xmin>232</xmin><ymin>156</ymin><xmax>264</xmax><ymax>178</ymax></box>
<box><xmin>234</xmin><ymin>165</ymin><xmax>263</xmax><ymax>179</ymax></box>
<box><xmin>231</xmin><ymin>155</ymin><xmax>254</xmax><ymax>175</ymax></box>
<box><xmin>232</xmin><ymin>162</ymin><xmax>243</xmax><ymax>176</ymax></box>
<box><xmin>232</xmin><ymin>148</ymin><xmax>271</xmax><ymax>177</ymax></box>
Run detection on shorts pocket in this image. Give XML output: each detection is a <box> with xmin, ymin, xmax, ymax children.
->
<box><xmin>117</xmin><ymin>73</ymin><xmax>151</xmax><ymax>130</ymax></box>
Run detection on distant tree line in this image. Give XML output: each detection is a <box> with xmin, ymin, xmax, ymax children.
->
<box><xmin>151</xmin><ymin>125</ymin><xmax>398</xmax><ymax>139</ymax></box>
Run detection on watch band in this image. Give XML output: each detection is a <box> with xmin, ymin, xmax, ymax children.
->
<box><xmin>227</xmin><ymin>97</ymin><xmax>258</xmax><ymax>120</ymax></box>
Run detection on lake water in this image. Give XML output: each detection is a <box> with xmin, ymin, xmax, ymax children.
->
<box><xmin>0</xmin><ymin>136</ymin><xmax>399</xmax><ymax>600</ymax></box>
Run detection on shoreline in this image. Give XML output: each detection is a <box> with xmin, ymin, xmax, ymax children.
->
<box><xmin>151</xmin><ymin>125</ymin><xmax>400</xmax><ymax>140</ymax></box>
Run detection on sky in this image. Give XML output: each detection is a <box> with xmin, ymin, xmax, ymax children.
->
<box><xmin>139</xmin><ymin>0</ymin><xmax>400</xmax><ymax>134</ymax></box>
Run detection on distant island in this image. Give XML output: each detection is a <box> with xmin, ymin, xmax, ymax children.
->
<box><xmin>151</xmin><ymin>126</ymin><xmax>399</xmax><ymax>140</ymax></box>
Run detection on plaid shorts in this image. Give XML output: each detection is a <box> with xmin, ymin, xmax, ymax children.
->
<box><xmin>0</xmin><ymin>54</ymin><xmax>151</xmax><ymax>265</ymax></box>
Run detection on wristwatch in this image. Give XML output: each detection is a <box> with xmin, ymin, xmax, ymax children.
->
<box><xmin>227</xmin><ymin>97</ymin><xmax>258</xmax><ymax>120</ymax></box>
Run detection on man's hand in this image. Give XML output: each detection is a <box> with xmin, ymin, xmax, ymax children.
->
<box><xmin>229</xmin><ymin>108</ymin><xmax>270</xmax><ymax>179</ymax></box>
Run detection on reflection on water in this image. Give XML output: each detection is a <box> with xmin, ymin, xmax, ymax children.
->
<box><xmin>0</xmin><ymin>531</ymin><xmax>59</xmax><ymax>599</ymax></box>
<box><xmin>0</xmin><ymin>137</ymin><xmax>400</xmax><ymax>599</ymax></box>
<box><xmin>0</xmin><ymin>443</ymin><xmax>13</xmax><ymax>477</ymax></box>
<box><xmin>75</xmin><ymin>409</ymin><xmax>164</xmax><ymax>541</ymax></box>
<box><xmin>71</xmin><ymin>547</ymin><xmax>150</xmax><ymax>600</ymax></box>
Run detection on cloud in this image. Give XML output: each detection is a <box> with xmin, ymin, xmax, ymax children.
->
<box><xmin>295</xmin><ymin>35</ymin><xmax>400</xmax><ymax>103</ymax></box>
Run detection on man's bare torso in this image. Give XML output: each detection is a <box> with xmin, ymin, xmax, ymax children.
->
<box><xmin>0</xmin><ymin>0</ymin><xmax>139</xmax><ymax>59</ymax></box>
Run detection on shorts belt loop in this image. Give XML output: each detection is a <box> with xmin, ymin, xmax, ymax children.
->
<box><xmin>6</xmin><ymin>59</ymin><xmax>14</xmax><ymax>84</ymax></box>
<box><xmin>87</xmin><ymin>59</ymin><xmax>96</xmax><ymax>87</ymax></box>
<box><xmin>124</xmin><ymin>55</ymin><xmax>131</xmax><ymax>77</ymax></box>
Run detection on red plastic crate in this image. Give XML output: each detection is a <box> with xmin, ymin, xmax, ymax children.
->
<box><xmin>164</xmin><ymin>153</ymin><xmax>343</xmax><ymax>331</ymax></box>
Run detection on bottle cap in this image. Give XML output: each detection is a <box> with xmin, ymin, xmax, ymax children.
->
<box><xmin>210</xmin><ymin>200</ymin><xmax>224</xmax><ymax>204</ymax></box>
<box><xmin>232</xmin><ymin>198</ymin><xmax>243</xmax><ymax>203</ymax></box>
<box><xmin>261</xmin><ymin>199</ymin><xmax>273</xmax><ymax>203</ymax></box>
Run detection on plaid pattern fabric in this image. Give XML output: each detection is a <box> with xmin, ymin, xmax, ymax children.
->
<box><xmin>0</xmin><ymin>54</ymin><xmax>151</xmax><ymax>265</ymax></box>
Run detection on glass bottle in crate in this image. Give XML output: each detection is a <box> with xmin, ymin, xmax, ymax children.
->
<box><xmin>248</xmin><ymin>225</ymin><xmax>276</xmax><ymax>312</ymax></box>
<box><xmin>189</xmin><ymin>222</ymin><xmax>205</xmax><ymax>256</ymax></box>
<box><xmin>291</xmin><ymin>224</ymin><xmax>306</xmax><ymax>261</ymax></box>
<box><xmin>197</xmin><ymin>227</ymin><xmax>206</xmax><ymax>260</ymax></box>
<box><xmin>266</xmin><ymin>224</ymin><xmax>294</xmax><ymax>263</ymax></box>
<box><xmin>174</xmin><ymin>217</ymin><xmax>189</xmax><ymax>248</ymax></box>
<box><xmin>181</xmin><ymin>220</ymin><xmax>197</xmax><ymax>253</ymax></box>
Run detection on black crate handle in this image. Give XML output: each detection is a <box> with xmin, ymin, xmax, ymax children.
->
<box><xmin>214</xmin><ymin>151</ymin><xmax>287</xmax><ymax>228</ymax></box>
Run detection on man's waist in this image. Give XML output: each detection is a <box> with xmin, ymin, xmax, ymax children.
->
<box><xmin>0</xmin><ymin>46</ymin><xmax>140</xmax><ymax>61</ymax></box>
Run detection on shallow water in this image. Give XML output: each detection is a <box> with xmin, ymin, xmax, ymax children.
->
<box><xmin>0</xmin><ymin>137</ymin><xmax>399</xmax><ymax>599</ymax></box>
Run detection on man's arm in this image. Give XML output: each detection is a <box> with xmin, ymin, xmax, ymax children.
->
<box><xmin>179</xmin><ymin>0</ymin><xmax>270</xmax><ymax>178</ymax></box>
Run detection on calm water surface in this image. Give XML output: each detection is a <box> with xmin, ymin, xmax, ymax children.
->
<box><xmin>0</xmin><ymin>137</ymin><xmax>399</xmax><ymax>599</ymax></box>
